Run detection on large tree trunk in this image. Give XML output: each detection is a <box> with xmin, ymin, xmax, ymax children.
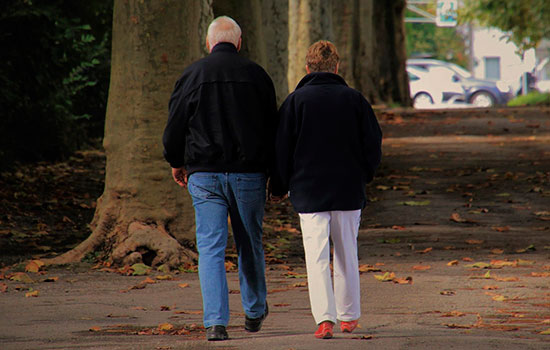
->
<box><xmin>332</xmin><ymin>0</ymin><xmax>360</xmax><ymax>88</ymax></box>
<box><xmin>46</xmin><ymin>0</ymin><xmax>213</xmax><ymax>268</ymax></box>
<box><xmin>287</xmin><ymin>0</ymin><xmax>333</xmax><ymax>92</ymax></box>
<box><xmin>357</xmin><ymin>0</ymin><xmax>411</xmax><ymax>106</ymax></box>
<box><xmin>212</xmin><ymin>0</ymin><xmax>267</xmax><ymax>68</ymax></box>
<box><xmin>261</xmin><ymin>0</ymin><xmax>290</xmax><ymax>105</ymax></box>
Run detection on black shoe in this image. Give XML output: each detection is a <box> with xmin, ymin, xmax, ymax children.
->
<box><xmin>206</xmin><ymin>325</ymin><xmax>228</xmax><ymax>341</ymax></box>
<box><xmin>245</xmin><ymin>302</ymin><xmax>269</xmax><ymax>332</ymax></box>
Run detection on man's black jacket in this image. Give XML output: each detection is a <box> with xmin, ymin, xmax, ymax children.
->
<box><xmin>272</xmin><ymin>72</ymin><xmax>382</xmax><ymax>213</ymax></box>
<box><xmin>163</xmin><ymin>43</ymin><xmax>278</xmax><ymax>175</ymax></box>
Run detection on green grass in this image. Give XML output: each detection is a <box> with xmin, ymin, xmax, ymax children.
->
<box><xmin>507</xmin><ymin>91</ymin><xmax>550</xmax><ymax>107</ymax></box>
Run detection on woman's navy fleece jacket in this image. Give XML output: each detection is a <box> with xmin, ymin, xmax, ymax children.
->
<box><xmin>272</xmin><ymin>72</ymin><xmax>382</xmax><ymax>213</ymax></box>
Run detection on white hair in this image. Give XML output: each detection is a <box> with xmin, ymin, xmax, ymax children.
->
<box><xmin>207</xmin><ymin>16</ymin><xmax>241</xmax><ymax>48</ymax></box>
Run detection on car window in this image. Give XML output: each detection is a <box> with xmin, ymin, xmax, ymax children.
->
<box><xmin>408</xmin><ymin>71</ymin><xmax>420</xmax><ymax>81</ymax></box>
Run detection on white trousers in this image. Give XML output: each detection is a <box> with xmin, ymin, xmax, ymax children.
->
<box><xmin>299</xmin><ymin>210</ymin><xmax>361</xmax><ymax>324</ymax></box>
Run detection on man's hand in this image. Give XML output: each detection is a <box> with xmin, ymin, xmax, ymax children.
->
<box><xmin>171</xmin><ymin>167</ymin><xmax>188</xmax><ymax>188</ymax></box>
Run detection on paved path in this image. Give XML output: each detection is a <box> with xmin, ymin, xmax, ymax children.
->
<box><xmin>1</xmin><ymin>107</ymin><xmax>549</xmax><ymax>349</ymax></box>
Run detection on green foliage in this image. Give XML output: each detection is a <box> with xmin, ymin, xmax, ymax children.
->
<box><xmin>460</xmin><ymin>0</ymin><xmax>550</xmax><ymax>53</ymax></box>
<box><xmin>0</xmin><ymin>0</ymin><xmax>112</xmax><ymax>168</ymax></box>
<box><xmin>405</xmin><ymin>7</ymin><xmax>470</xmax><ymax>68</ymax></box>
<box><xmin>507</xmin><ymin>92</ymin><xmax>550</xmax><ymax>107</ymax></box>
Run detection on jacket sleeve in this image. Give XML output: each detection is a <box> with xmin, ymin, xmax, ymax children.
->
<box><xmin>263</xmin><ymin>76</ymin><xmax>279</xmax><ymax>178</ymax></box>
<box><xmin>359</xmin><ymin>97</ymin><xmax>382</xmax><ymax>183</ymax></box>
<box><xmin>270</xmin><ymin>96</ymin><xmax>296</xmax><ymax>196</ymax></box>
<box><xmin>162</xmin><ymin>78</ymin><xmax>189</xmax><ymax>169</ymax></box>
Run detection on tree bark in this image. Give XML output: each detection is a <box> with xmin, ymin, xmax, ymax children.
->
<box><xmin>287</xmin><ymin>0</ymin><xmax>333</xmax><ymax>92</ymax></box>
<box><xmin>45</xmin><ymin>0</ymin><xmax>213</xmax><ymax>267</ymax></box>
<box><xmin>212</xmin><ymin>0</ymin><xmax>267</xmax><ymax>68</ymax></box>
<box><xmin>357</xmin><ymin>0</ymin><xmax>411</xmax><ymax>106</ymax></box>
<box><xmin>261</xmin><ymin>0</ymin><xmax>290</xmax><ymax>105</ymax></box>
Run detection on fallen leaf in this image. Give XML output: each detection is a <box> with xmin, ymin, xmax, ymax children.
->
<box><xmin>25</xmin><ymin>290</ymin><xmax>39</xmax><ymax>297</ymax></box>
<box><xmin>131</xmin><ymin>263</ymin><xmax>151</xmax><ymax>276</ymax></box>
<box><xmin>466</xmin><ymin>262</ymin><xmax>491</xmax><ymax>269</ymax></box>
<box><xmin>391</xmin><ymin>225</ymin><xmax>406</xmax><ymax>230</ymax></box>
<box><xmin>0</xmin><ymin>283</ymin><xmax>8</xmax><ymax>293</ymax></box>
<box><xmin>540</xmin><ymin>328</ymin><xmax>550</xmax><ymax>335</ymax></box>
<box><xmin>155</xmin><ymin>275</ymin><xmax>173</xmax><ymax>280</ymax></box>
<box><xmin>398</xmin><ymin>200</ymin><xmax>430</xmax><ymax>206</ymax></box>
<box><xmin>492</xmin><ymin>226</ymin><xmax>510</xmax><ymax>232</ymax></box>
<box><xmin>9</xmin><ymin>273</ymin><xmax>34</xmax><ymax>283</ymax></box>
<box><xmin>447</xmin><ymin>260</ymin><xmax>459</xmax><ymax>266</ymax></box>
<box><xmin>174</xmin><ymin>310</ymin><xmax>202</xmax><ymax>315</ymax></box>
<box><xmin>491</xmin><ymin>249</ymin><xmax>504</xmax><ymax>255</ymax></box>
<box><xmin>351</xmin><ymin>335</ymin><xmax>374</xmax><ymax>340</ymax></box>
<box><xmin>417</xmin><ymin>247</ymin><xmax>433</xmax><ymax>254</ymax></box>
<box><xmin>292</xmin><ymin>282</ymin><xmax>307</xmax><ymax>287</ymax></box>
<box><xmin>470</xmin><ymin>271</ymin><xmax>492</xmax><ymax>279</ymax></box>
<box><xmin>465</xmin><ymin>239</ymin><xmax>484</xmax><ymax>245</ymax></box>
<box><xmin>492</xmin><ymin>295</ymin><xmax>507</xmax><ymax>302</ymax></box>
<box><xmin>274</xmin><ymin>303</ymin><xmax>290</xmax><ymax>307</ymax></box>
<box><xmin>374</xmin><ymin>272</ymin><xmax>395</xmax><ymax>282</ymax></box>
<box><xmin>158</xmin><ymin>323</ymin><xmax>174</xmax><ymax>331</ymax></box>
<box><xmin>412</xmin><ymin>265</ymin><xmax>431</xmax><ymax>271</ymax></box>
<box><xmin>25</xmin><ymin>260</ymin><xmax>45</xmax><ymax>273</ymax></box>
<box><xmin>178</xmin><ymin>283</ymin><xmax>190</xmax><ymax>288</ymax></box>
<box><xmin>441</xmin><ymin>311</ymin><xmax>466</xmax><ymax>317</ymax></box>
<box><xmin>393</xmin><ymin>276</ymin><xmax>413</xmax><ymax>284</ymax></box>
<box><xmin>489</xmin><ymin>260</ymin><xmax>515</xmax><ymax>268</ymax></box>
<box><xmin>440</xmin><ymin>290</ymin><xmax>455</xmax><ymax>296</ymax></box>
<box><xmin>483</xmin><ymin>286</ymin><xmax>499</xmax><ymax>290</ymax></box>
<box><xmin>445</xmin><ymin>323</ymin><xmax>473</xmax><ymax>329</ymax></box>
<box><xmin>492</xmin><ymin>276</ymin><xmax>519</xmax><ymax>282</ymax></box>
<box><xmin>225</xmin><ymin>261</ymin><xmax>236</xmax><ymax>271</ymax></box>
<box><xmin>89</xmin><ymin>326</ymin><xmax>102</xmax><ymax>332</ymax></box>
<box><xmin>531</xmin><ymin>272</ymin><xmax>550</xmax><ymax>277</ymax></box>
<box><xmin>516</xmin><ymin>259</ymin><xmax>535</xmax><ymax>266</ymax></box>
<box><xmin>450</xmin><ymin>213</ymin><xmax>476</xmax><ymax>224</ymax></box>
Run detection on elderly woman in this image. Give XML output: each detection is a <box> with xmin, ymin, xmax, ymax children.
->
<box><xmin>272</xmin><ymin>40</ymin><xmax>382</xmax><ymax>339</ymax></box>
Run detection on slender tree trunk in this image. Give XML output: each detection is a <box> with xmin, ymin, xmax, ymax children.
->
<box><xmin>45</xmin><ymin>0</ymin><xmax>213</xmax><ymax>268</ymax></box>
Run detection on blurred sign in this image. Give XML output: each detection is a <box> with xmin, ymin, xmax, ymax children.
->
<box><xmin>436</xmin><ymin>0</ymin><xmax>458</xmax><ymax>27</ymax></box>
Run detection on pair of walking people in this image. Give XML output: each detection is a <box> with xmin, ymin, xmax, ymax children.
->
<box><xmin>162</xmin><ymin>16</ymin><xmax>382</xmax><ymax>341</ymax></box>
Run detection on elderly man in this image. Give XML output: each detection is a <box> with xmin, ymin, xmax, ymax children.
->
<box><xmin>163</xmin><ymin>16</ymin><xmax>276</xmax><ymax>341</ymax></box>
<box><xmin>272</xmin><ymin>40</ymin><xmax>382</xmax><ymax>339</ymax></box>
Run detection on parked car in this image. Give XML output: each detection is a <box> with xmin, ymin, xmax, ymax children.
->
<box><xmin>407</xmin><ymin>65</ymin><xmax>466</xmax><ymax>108</ymax></box>
<box><xmin>407</xmin><ymin>58</ymin><xmax>513</xmax><ymax>107</ymax></box>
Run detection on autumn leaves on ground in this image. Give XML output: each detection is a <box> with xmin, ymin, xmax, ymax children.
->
<box><xmin>0</xmin><ymin>107</ymin><xmax>549</xmax><ymax>344</ymax></box>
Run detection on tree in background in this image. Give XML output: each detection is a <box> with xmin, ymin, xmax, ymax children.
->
<box><xmin>404</xmin><ymin>3</ymin><xmax>470</xmax><ymax>69</ymax></box>
<box><xmin>0</xmin><ymin>0</ymin><xmax>112</xmax><ymax>168</ymax></box>
<box><xmin>460</xmin><ymin>0</ymin><xmax>550</xmax><ymax>54</ymax></box>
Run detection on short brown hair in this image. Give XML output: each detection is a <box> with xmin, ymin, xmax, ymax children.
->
<box><xmin>305</xmin><ymin>40</ymin><xmax>339</xmax><ymax>73</ymax></box>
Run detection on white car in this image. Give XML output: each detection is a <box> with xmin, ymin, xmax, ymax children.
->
<box><xmin>407</xmin><ymin>65</ymin><xmax>466</xmax><ymax>108</ymax></box>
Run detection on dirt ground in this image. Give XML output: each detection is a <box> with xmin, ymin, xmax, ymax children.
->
<box><xmin>0</xmin><ymin>106</ymin><xmax>549</xmax><ymax>349</ymax></box>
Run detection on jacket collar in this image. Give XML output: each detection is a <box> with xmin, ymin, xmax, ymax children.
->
<box><xmin>295</xmin><ymin>72</ymin><xmax>348</xmax><ymax>90</ymax></box>
<box><xmin>211</xmin><ymin>42</ymin><xmax>239</xmax><ymax>54</ymax></box>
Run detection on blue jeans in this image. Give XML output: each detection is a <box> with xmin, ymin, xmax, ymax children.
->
<box><xmin>187</xmin><ymin>172</ymin><xmax>267</xmax><ymax>328</ymax></box>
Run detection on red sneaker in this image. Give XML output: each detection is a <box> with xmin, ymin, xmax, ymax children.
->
<box><xmin>340</xmin><ymin>320</ymin><xmax>358</xmax><ymax>333</ymax></box>
<box><xmin>314</xmin><ymin>321</ymin><xmax>334</xmax><ymax>339</ymax></box>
